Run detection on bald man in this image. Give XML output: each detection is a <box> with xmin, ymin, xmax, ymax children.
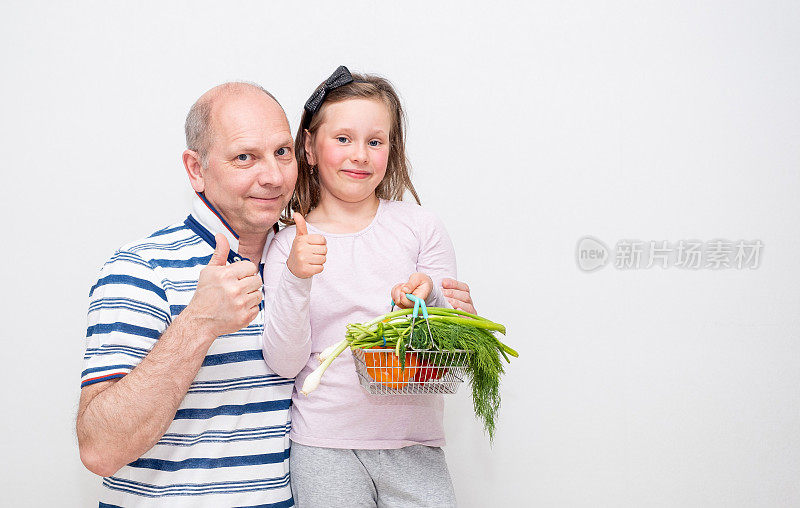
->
<box><xmin>77</xmin><ymin>82</ymin><xmax>475</xmax><ymax>507</ymax></box>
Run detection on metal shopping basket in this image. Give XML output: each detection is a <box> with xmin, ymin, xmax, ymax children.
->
<box><xmin>351</xmin><ymin>294</ymin><xmax>471</xmax><ymax>395</ymax></box>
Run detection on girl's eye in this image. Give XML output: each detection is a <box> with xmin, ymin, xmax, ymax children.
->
<box><xmin>337</xmin><ymin>136</ymin><xmax>349</xmax><ymax>143</ymax></box>
<box><xmin>237</xmin><ymin>154</ymin><xmax>252</xmax><ymax>162</ymax></box>
<box><xmin>368</xmin><ymin>140</ymin><xmax>381</xmax><ymax>147</ymax></box>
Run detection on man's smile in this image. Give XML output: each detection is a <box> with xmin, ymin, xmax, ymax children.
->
<box><xmin>250</xmin><ymin>195</ymin><xmax>282</xmax><ymax>202</ymax></box>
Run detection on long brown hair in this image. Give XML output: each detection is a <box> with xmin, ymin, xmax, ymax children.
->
<box><xmin>282</xmin><ymin>72</ymin><xmax>420</xmax><ymax>224</ymax></box>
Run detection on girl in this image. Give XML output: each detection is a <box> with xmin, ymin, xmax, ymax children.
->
<box><xmin>262</xmin><ymin>66</ymin><xmax>458</xmax><ymax>507</ymax></box>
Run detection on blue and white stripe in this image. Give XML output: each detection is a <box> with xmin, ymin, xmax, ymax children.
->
<box><xmin>157</xmin><ymin>423</ymin><xmax>291</xmax><ymax>446</ymax></box>
<box><xmin>189</xmin><ymin>374</ymin><xmax>295</xmax><ymax>394</ymax></box>
<box><xmin>102</xmin><ymin>472</ymin><xmax>291</xmax><ymax>498</ymax></box>
<box><xmin>83</xmin><ymin>196</ymin><xmax>289</xmax><ymax>507</ymax></box>
<box><xmin>89</xmin><ymin>297</ymin><xmax>171</xmax><ymax>325</ymax></box>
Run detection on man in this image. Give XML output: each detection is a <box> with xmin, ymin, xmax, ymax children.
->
<box><xmin>77</xmin><ymin>82</ymin><xmax>476</xmax><ymax>507</ymax></box>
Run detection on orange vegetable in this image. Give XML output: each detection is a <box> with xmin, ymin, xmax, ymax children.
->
<box><xmin>364</xmin><ymin>349</ymin><xmax>419</xmax><ymax>389</ymax></box>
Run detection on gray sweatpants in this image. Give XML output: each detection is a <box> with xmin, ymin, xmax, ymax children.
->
<box><xmin>290</xmin><ymin>441</ymin><xmax>457</xmax><ymax>508</ymax></box>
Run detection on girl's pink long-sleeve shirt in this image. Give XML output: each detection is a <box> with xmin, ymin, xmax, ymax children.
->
<box><xmin>261</xmin><ymin>199</ymin><xmax>457</xmax><ymax>449</ymax></box>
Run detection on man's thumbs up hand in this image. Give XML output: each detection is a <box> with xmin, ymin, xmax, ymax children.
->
<box><xmin>208</xmin><ymin>234</ymin><xmax>229</xmax><ymax>266</ymax></box>
<box><xmin>186</xmin><ymin>233</ymin><xmax>263</xmax><ymax>340</ymax></box>
<box><xmin>287</xmin><ymin>213</ymin><xmax>327</xmax><ymax>279</ymax></box>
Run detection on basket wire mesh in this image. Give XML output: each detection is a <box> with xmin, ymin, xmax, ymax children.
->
<box><xmin>352</xmin><ymin>348</ymin><xmax>471</xmax><ymax>395</ymax></box>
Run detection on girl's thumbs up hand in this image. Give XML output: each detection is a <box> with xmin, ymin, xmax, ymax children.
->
<box><xmin>287</xmin><ymin>213</ymin><xmax>327</xmax><ymax>279</ymax></box>
<box><xmin>294</xmin><ymin>212</ymin><xmax>309</xmax><ymax>236</ymax></box>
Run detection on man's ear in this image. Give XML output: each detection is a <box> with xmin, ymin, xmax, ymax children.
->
<box><xmin>303</xmin><ymin>129</ymin><xmax>317</xmax><ymax>166</ymax></box>
<box><xmin>183</xmin><ymin>150</ymin><xmax>205</xmax><ymax>192</ymax></box>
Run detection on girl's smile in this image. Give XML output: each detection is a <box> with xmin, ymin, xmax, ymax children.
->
<box><xmin>340</xmin><ymin>169</ymin><xmax>372</xmax><ymax>179</ymax></box>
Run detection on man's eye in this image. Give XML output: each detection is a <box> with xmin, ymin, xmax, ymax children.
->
<box><xmin>276</xmin><ymin>147</ymin><xmax>290</xmax><ymax>156</ymax></box>
<box><xmin>237</xmin><ymin>154</ymin><xmax>253</xmax><ymax>162</ymax></box>
<box><xmin>337</xmin><ymin>136</ymin><xmax>349</xmax><ymax>143</ymax></box>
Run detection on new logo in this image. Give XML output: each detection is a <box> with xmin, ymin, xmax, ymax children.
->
<box><xmin>576</xmin><ymin>236</ymin><xmax>610</xmax><ymax>272</ymax></box>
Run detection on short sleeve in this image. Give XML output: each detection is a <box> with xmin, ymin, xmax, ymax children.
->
<box><xmin>81</xmin><ymin>250</ymin><xmax>170</xmax><ymax>388</ymax></box>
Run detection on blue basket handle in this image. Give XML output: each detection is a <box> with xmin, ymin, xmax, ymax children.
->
<box><xmin>390</xmin><ymin>294</ymin><xmax>433</xmax><ymax>350</ymax></box>
<box><xmin>406</xmin><ymin>293</ymin><xmax>434</xmax><ymax>350</ymax></box>
<box><xmin>406</xmin><ymin>294</ymin><xmax>422</xmax><ymax>318</ymax></box>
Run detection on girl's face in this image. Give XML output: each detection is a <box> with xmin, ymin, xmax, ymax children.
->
<box><xmin>305</xmin><ymin>98</ymin><xmax>392</xmax><ymax>206</ymax></box>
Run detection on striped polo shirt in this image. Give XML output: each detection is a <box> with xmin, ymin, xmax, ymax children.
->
<box><xmin>82</xmin><ymin>194</ymin><xmax>294</xmax><ymax>508</ymax></box>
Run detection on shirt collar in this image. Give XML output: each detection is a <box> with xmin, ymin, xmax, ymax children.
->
<box><xmin>189</xmin><ymin>192</ymin><xmax>276</xmax><ymax>264</ymax></box>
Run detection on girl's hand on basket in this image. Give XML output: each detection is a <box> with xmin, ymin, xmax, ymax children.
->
<box><xmin>390</xmin><ymin>272</ymin><xmax>433</xmax><ymax>309</ymax></box>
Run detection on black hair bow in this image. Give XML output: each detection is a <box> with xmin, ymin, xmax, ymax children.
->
<box><xmin>304</xmin><ymin>65</ymin><xmax>354</xmax><ymax>115</ymax></box>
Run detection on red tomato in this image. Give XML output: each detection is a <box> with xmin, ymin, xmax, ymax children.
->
<box><xmin>414</xmin><ymin>355</ymin><xmax>447</xmax><ymax>383</ymax></box>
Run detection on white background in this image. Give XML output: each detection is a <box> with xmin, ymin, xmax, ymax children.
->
<box><xmin>1</xmin><ymin>1</ymin><xmax>799</xmax><ymax>506</ymax></box>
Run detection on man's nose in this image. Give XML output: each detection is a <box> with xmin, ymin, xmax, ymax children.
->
<box><xmin>256</xmin><ymin>158</ymin><xmax>284</xmax><ymax>186</ymax></box>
